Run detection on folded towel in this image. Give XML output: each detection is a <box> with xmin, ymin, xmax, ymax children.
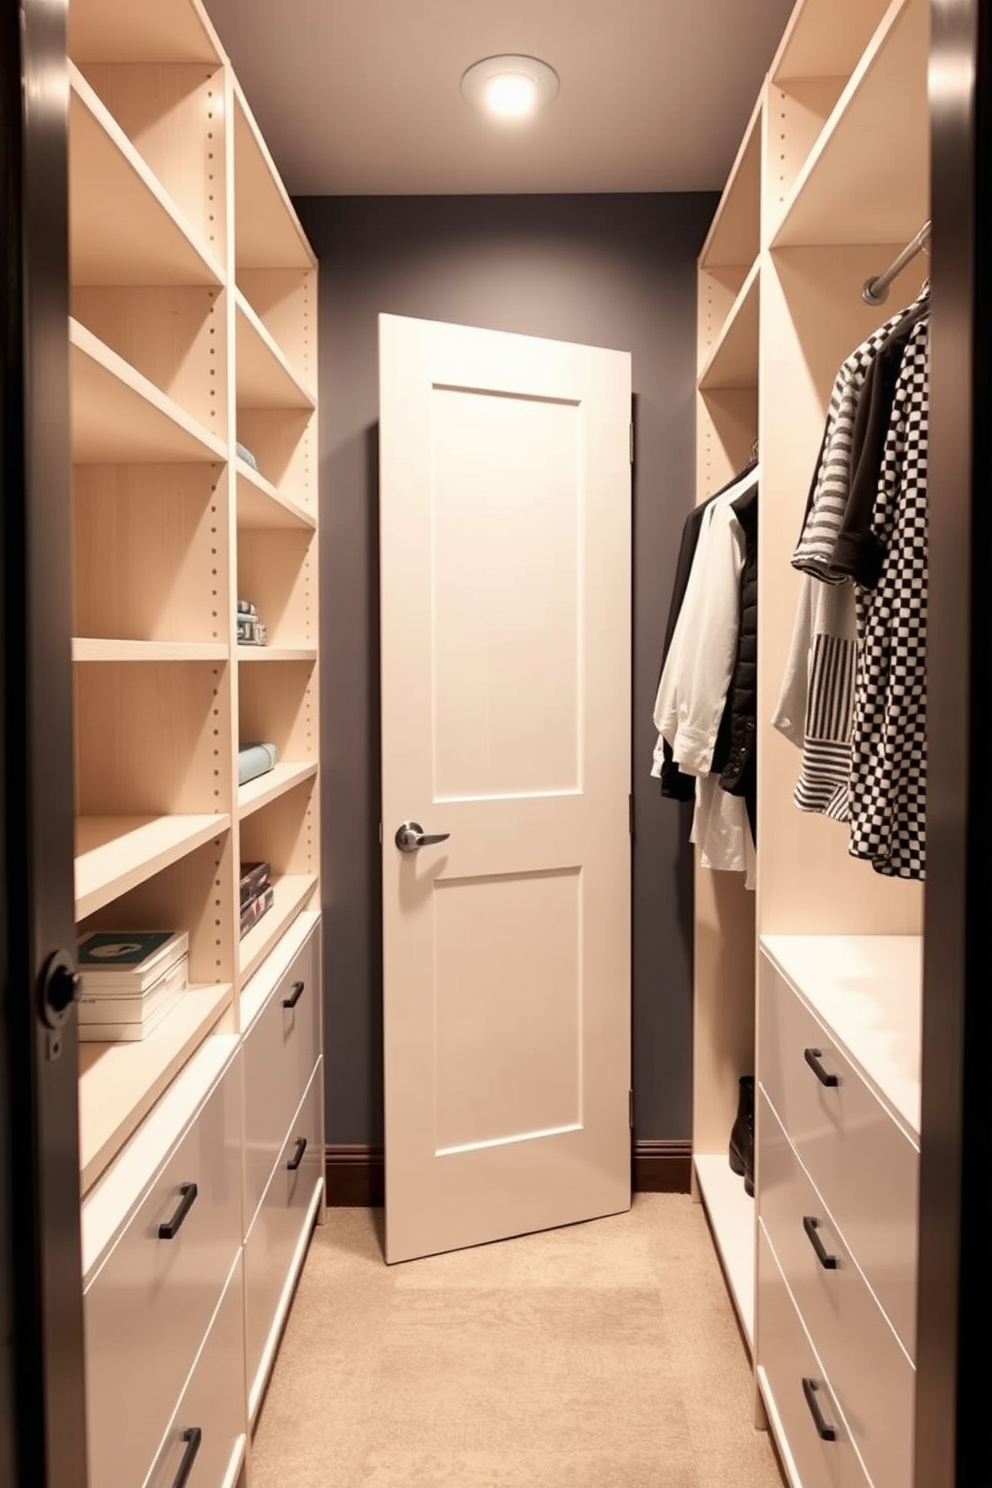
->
<box><xmin>238</xmin><ymin>742</ymin><xmax>277</xmax><ymax>786</ymax></box>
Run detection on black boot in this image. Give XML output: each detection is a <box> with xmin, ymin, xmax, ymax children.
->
<box><xmin>729</xmin><ymin>1075</ymin><xmax>755</xmax><ymax>1197</ymax></box>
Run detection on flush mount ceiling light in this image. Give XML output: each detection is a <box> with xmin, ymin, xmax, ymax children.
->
<box><xmin>460</xmin><ymin>55</ymin><xmax>560</xmax><ymax>122</ymax></box>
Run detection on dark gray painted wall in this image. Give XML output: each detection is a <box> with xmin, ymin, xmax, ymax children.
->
<box><xmin>295</xmin><ymin>192</ymin><xmax>716</xmax><ymax>1145</ymax></box>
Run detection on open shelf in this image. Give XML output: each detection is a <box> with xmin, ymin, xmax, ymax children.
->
<box><xmin>771</xmin><ymin>0</ymin><xmax>894</xmax><ymax>82</ymax></box>
<box><xmin>236</xmin><ymin>460</ymin><xmax>315</xmax><ymax>532</ymax></box>
<box><xmin>75</xmin><ymin>813</ymin><xmax>230</xmax><ymax>920</ymax></box>
<box><xmin>69</xmin><ymin>65</ymin><xmax>222</xmax><ymax>288</ymax></box>
<box><xmin>68</xmin><ymin>0</ymin><xmax>221</xmax><ymax>65</ymax></box>
<box><xmin>237</xmin><ymin>647</ymin><xmax>317</xmax><ymax>664</ymax></box>
<box><xmin>73</xmin><ymin>639</ymin><xmax>228</xmax><ymax>663</ymax></box>
<box><xmin>695</xmin><ymin>1155</ymin><xmax>755</xmax><ymax>1349</ymax></box>
<box><xmin>235</xmin><ymin>290</ymin><xmax>315</xmax><ymax>411</ymax></box>
<box><xmin>70</xmin><ymin>318</ymin><xmax>226</xmax><ymax>464</ymax></box>
<box><xmin>238</xmin><ymin>874</ymin><xmax>318</xmax><ymax>984</ymax></box>
<box><xmin>699</xmin><ymin>95</ymin><xmax>762</xmax><ymax>270</ymax></box>
<box><xmin>78</xmin><ymin>982</ymin><xmax>232</xmax><ymax>1193</ymax></box>
<box><xmin>238</xmin><ymin>762</ymin><xmax>318</xmax><ymax>821</ymax></box>
<box><xmin>698</xmin><ymin>260</ymin><xmax>760</xmax><ymax>391</ymax></box>
<box><xmin>233</xmin><ymin>85</ymin><xmax>314</xmax><ymax>272</ymax></box>
<box><xmin>771</xmin><ymin>0</ymin><xmax>929</xmax><ymax>247</ymax></box>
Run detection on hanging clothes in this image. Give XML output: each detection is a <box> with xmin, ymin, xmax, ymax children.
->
<box><xmin>773</xmin><ymin>287</ymin><xmax>929</xmax><ymax>881</ymax></box>
<box><xmin>652</xmin><ymin>464</ymin><xmax>759</xmax><ymax>885</ymax></box>
<box><xmin>654</xmin><ymin>459</ymin><xmax>757</xmax><ymax>802</ymax></box>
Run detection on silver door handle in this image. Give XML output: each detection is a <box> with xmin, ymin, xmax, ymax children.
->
<box><xmin>394</xmin><ymin>820</ymin><xmax>450</xmax><ymax>853</ymax></box>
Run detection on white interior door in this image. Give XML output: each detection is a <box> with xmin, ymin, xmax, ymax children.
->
<box><xmin>379</xmin><ymin>313</ymin><xmax>632</xmax><ymax>1264</ymax></box>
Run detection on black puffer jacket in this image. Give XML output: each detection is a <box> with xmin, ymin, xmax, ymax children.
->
<box><xmin>712</xmin><ymin>483</ymin><xmax>758</xmax><ymax>836</ymax></box>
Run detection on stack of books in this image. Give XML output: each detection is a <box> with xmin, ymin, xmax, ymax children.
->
<box><xmin>237</xmin><ymin>597</ymin><xmax>267</xmax><ymax>647</ymax></box>
<box><xmin>76</xmin><ymin>931</ymin><xmax>189</xmax><ymax>1043</ymax></box>
<box><xmin>240</xmin><ymin>861</ymin><xmax>274</xmax><ymax>940</ymax></box>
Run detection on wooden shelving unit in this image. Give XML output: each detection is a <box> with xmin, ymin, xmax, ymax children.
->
<box><xmin>236</xmin><ymin>460</ymin><xmax>316</xmax><ymax>532</ymax></box>
<box><xmin>67</xmin><ymin>0</ymin><xmax>320</xmax><ymax>1203</ymax></box>
<box><xmin>70</xmin><ymin>318</ymin><xmax>226</xmax><ymax>464</ymax></box>
<box><xmin>238</xmin><ymin>762</ymin><xmax>318</xmax><ymax>820</ymax></box>
<box><xmin>692</xmin><ymin>0</ymin><xmax>928</xmax><ymax>1371</ymax></box>
<box><xmin>238</xmin><ymin>874</ymin><xmax>320</xmax><ymax>983</ymax></box>
<box><xmin>74</xmin><ymin>814</ymin><xmax>231</xmax><ymax>920</ymax></box>
<box><xmin>78</xmin><ymin>982</ymin><xmax>233</xmax><ymax>1193</ymax></box>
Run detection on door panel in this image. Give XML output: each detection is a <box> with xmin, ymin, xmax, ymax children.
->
<box><xmin>380</xmin><ymin>314</ymin><xmax>631</xmax><ymax>1264</ymax></box>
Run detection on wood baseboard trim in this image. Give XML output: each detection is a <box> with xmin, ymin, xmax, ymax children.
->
<box><xmin>325</xmin><ymin>1145</ymin><xmax>384</xmax><ymax>1207</ymax></box>
<box><xmin>632</xmin><ymin>1139</ymin><xmax>692</xmax><ymax>1194</ymax></box>
<box><xmin>325</xmin><ymin>1139</ymin><xmax>692</xmax><ymax>1206</ymax></box>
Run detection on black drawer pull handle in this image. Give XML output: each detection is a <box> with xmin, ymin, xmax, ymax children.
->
<box><xmin>158</xmin><ymin>1182</ymin><xmax>198</xmax><ymax>1240</ymax></box>
<box><xmin>283</xmin><ymin>979</ymin><xmax>305</xmax><ymax>1009</ymax></box>
<box><xmin>171</xmin><ymin>1426</ymin><xmax>202</xmax><ymax>1488</ymax></box>
<box><xmin>802</xmin><ymin>1378</ymin><xmax>837</xmax><ymax>1442</ymax></box>
<box><xmin>287</xmin><ymin>1137</ymin><xmax>308</xmax><ymax>1171</ymax></box>
<box><xmin>804</xmin><ymin>1048</ymin><xmax>839</xmax><ymax>1087</ymax></box>
<box><xmin>803</xmin><ymin>1215</ymin><xmax>838</xmax><ymax>1269</ymax></box>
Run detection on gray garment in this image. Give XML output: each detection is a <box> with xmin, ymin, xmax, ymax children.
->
<box><xmin>792</xmin><ymin>289</ymin><xmax>929</xmax><ymax>581</ymax></box>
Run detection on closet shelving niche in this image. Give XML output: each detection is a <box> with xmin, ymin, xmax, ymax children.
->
<box><xmin>66</xmin><ymin>0</ymin><xmax>323</xmax><ymax>1481</ymax></box>
<box><xmin>693</xmin><ymin>0</ymin><xmax>929</xmax><ymax>1480</ymax></box>
<box><xmin>692</xmin><ymin>90</ymin><xmax>762</xmax><ymax>1346</ymax></box>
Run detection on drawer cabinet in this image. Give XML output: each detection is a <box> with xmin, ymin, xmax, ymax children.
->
<box><xmin>145</xmin><ymin>1253</ymin><xmax>247</xmax><ymax>1488</ymax></box>
<box><xmin>245</xmin><ymin>1058</ymin><xmax>323</xmax><ymax>1414</ymax></box>
<box><xmin>85</xmin><ymin>1053</ymin><xmax>242</xmax><ymax>1488</ymax></box>
<box><xmin>759</xmin><ymin>956</ymin><xmax>918</xmax><ymax>1355</ymax></box>
<box><xmin>757</xmin><ymin>1227</ymin><xmax>871</xmax><ymax>1488</ymax></box>
<box><xmin>243</xmin><ymin>918</ymin><xmax>321</xmax><ymax>1230</ymax></box>
<box><xmin>760</xmin><ymin>1092</ymin><xmax>915</xmax><ymax>1488</ymax></box>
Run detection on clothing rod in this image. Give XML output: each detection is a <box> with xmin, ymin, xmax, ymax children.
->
<box><xmin>862</xmin><ymin>222</ymin><xmax>931</xmax><ymax>306</ymax></box>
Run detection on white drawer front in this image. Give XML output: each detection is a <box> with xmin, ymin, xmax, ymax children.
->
<box><xmin>85</xmin><ymin>1054</ymin><xmax>242</xmax><ymax>1488</ymax></box>
<box><xmin>759</xmin><ymin>954</ymin><xmax>918</xmax><ymax>1355</ymax></box>
<box><xmin>759</xmin><ymin>1091</ymin><xmax>915</xmax><ymax>1488</ymax></box>
<box><xmin>245</xmin><ymin>1059</ymin><xmax>323</xmax><ymax>1409</ymax></box>
<box><xmin>757</xmin><ymin>1227</ymin><xmax>871</xmax><ymax>1488</ymax></box>
<box><xmin>145</xmin><ymin>1253</ymin><xmax>246</xmax><ymax>1488</ymax></box>
<box><xmin>243</xmin><ymin>922</ymin><xmax>321</xmax><ymax>1231</ymax></box>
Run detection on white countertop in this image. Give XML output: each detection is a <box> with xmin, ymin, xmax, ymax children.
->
<box><xmin>760</xmin><ymin>934</ymin><xmax>922</xmax><ymax>1140</ymax></box>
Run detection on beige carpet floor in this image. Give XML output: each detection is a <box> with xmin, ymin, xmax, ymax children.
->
<box><xmin>250</xmin><ymin>1194</ymin><xmax>786</xmax><ymax>1488</ymax></box>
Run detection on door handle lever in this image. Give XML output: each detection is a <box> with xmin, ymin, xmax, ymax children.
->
<box><xmin>395</xmin><ymin>820</ymin><xmax>450</xmax><ymax>853</ymax></box>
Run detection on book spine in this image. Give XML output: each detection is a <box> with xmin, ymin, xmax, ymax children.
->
<box><xmin>239</xmin><ymin>863</ymin><xmax>271</xmax><ymax>907</ymax></box>
<box><xmin>239</xmin><ymin>884</ymin><xmax>275</xmax><ymax>939</ymax></box>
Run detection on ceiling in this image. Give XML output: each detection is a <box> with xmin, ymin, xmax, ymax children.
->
<box><xmin>202</xmin><ymin>0</ymin><xmax>796</xmax><ymax>197</ymax></box>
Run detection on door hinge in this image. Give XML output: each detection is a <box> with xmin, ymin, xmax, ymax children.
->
<box><xmin>629</xmin><ymin>793</ymin><xmax>634</xmax><ymax>836</ymax></box>
<box><xmin>629</xmin><ymin>423</ymin><xmax>635</xmax><ymax>465</ymax></box>
<box><xmin>378</xmin><ymin>822</ymin><xmax>383</xmax><ymax>845</ymax></box>
<box><xmin>629</xmin><ymin>1090</ymin><xmax>635</xmax><ymax>1128</ymax></box>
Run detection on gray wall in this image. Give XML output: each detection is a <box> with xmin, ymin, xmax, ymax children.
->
<box><xmin>295</xmin><ymin>192</ymin><xmax>716</xmax><ymax>1145</ymax></box>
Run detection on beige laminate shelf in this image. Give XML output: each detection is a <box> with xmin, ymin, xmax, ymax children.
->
<box><xmin>771</xmin><ymin>0</ymin><xmax>930</xmax><ymax>247</ymax></box>
<box><xmin>237</xmin><ymin>647</ymin><xmax>317</xmax><ymax>663</ymax></box>
<box><xmin>698</xmin><ymin>259</ymin><xmax>760</xmax><ymax>391</ymax></box>
<box><xmin>75</xmin><ymin>813</ymin><xmax>231</xmax><ymax>920</ymax></box>
<box><xmin>69</xmin><ymin>64</ymin><xmax>223</xmax><ymax>288</ymax></box>
<box><xmin>233</xmin><ymin>85</ymin><xmax>315</xmax><ymax>272</ymax></box>
<box><xmin>235</xmin><ymin>290</ymin><xmax>316</xmax><ymax>410</ymax></box>
<box><xmin>70</xmin><ymin>318</ymin><xmax>227</xmax><ymax>465</ymax></box>
<box><xmin>238</xmin><ymin>874</ymin><xmax>318</xmax><ymax>983</ymax></box>
<box><xmin>699</xmin><ymin>94</ymin><xmax>762</xmax><ymax>270</ymax></box>
<box><xmin>78</xmin><ymin>982</ymin><xmax>232</xmax><ymax>1193</ymax></box>
<box><xmin>73</xmin><ymin>639</ymin><xmax>229</xmax><ymax>663</ymax></box>
<box><xmin>236</xmin><ymin>460</ymin><xmax>316</xmax><ymax>532</ymax></box>
<box><xmin>68</xmin><ymin>0</ymin><xmax>222</xmax><ymax>65</ymax></box>
<box><xmin>771</xmin><ymin>0</ymin><xmax>893</xmax><ymax>83</ymax></box>
<box><xmin>238</xmin><ymin>762</ymin><xmax>318</xmax><ymax>820</ymax></box>
<box><xmin>694</xmin><ymin>1155</ymin><xmax>755</xmax><ymax>1349</ymax></box>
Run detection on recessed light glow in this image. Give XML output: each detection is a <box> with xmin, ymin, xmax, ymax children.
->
<box><xmin>484</xmin><ymin>73</ymin><xmax>538</xmax><ymax>119</ymax></box>
<box><xmin>461</xmin><ymin>56</ymin><xmax>559</xmax><ymax>123</ymax></box>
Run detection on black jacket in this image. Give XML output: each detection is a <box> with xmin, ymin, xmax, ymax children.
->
<box><xmin>712</xmin><ymin>482</ymin><xmax>758</xmax><ymax>837</ymax></box>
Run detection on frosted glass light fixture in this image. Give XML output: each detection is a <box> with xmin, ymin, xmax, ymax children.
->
<box><xmin>461</xmin><ymin>55</ymin><xmax>560</xmax><ymax>122</ymax></box>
